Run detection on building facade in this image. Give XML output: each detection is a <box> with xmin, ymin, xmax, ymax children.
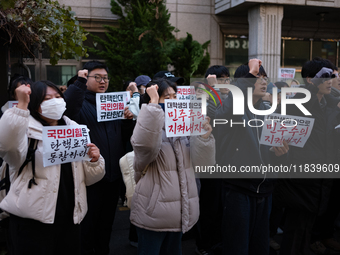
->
<box><xmin>10</xmin><ymin>0</ymin><xmax>340</xmax><ymax>87</ymax></box>
<box><xmin>168</xmin><ymin>0</ymin><xmax>340</xmax><ymax>80</ymax></box>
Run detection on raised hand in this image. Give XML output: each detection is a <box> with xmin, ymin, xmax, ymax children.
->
<box><xmin>128</xmin><ymin>82</ymin><xmax>138</xmax><ymax>94</ymax></box>
<box><xmin>16</xmin><ymin>84</ymin><xmax>31</xmax><ymax>110</ymax></box>
<box><xmin>206</xmin><ymin>74</ymin><xmax>218</xmax><ymax>87</ymax></box>
<box><xmin>78</xmin><ymin>69</ymin><xmax>88</xmax><ymax>79</ymax></box>
<box><xmin>248</xmin><ymin>59</ymin><xmax>262</xmax><ymax>77</ymax></box>
<box><xmin>146</xmin><ymin>85</ymin><xmax>159</xmax><ymax>104</ymax></box>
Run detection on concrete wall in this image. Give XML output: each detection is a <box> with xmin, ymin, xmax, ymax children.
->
<box><xmin>57</xmin><ymin>0</ymin><xmax>118</xmax><ymax>20</ymax></box>
<box><xmin>57</xmin><ymin>0</ymin><xmax>119</xmax><ymax>31</ymax></box>
<box><xmin>57</xmin><ymin>0</ymin><xmax>224</xmax><ymax>65</ymax></box>
<box><xmin>248</xmin><ymin>4</ymin><xmax>284</xmax><ymax>79</ymax></box>
<box><xmin>215</xmin><ymin>0</ymin><xmax>231</xmax><ymax>13</ymax></box>
<box><xmin>166</xmin><ymin>0</ymin><xmax>223</xmax><ymax>65</ymax></box>
<box><xmin>216</xmin><ymin>0</ymin><xmax>340</xmax><ymax>13</ymax></box>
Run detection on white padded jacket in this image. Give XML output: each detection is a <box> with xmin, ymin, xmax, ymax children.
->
<box><xmin>0</xmin><ymin>107</ymin><xmax>105</xmax><ymax>224</ymax></box>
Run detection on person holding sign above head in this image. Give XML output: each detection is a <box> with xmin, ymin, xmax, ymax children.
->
<box><xmin>0</xmin><ymin>81</ymin><xmax>105</xmax><ymax>255</ymax></box>
<box><xmin>130</xmin><ymin>78</ymin><xmax>215</xmax><ymax>255</ymax></box>
<box><xmin>63</xmin><ymin>61</ymin><xmax>135</xmax><ymax>255</ymax></box>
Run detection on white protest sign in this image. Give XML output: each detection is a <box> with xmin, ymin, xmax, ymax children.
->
<box><xmin>165</xmin><ymin>99</ymin><xmax>207</xmax><ymax>137</ymax></box>
<box><xmin>260</xmin><ymin>113</ymin><xmax>315</xmax><ymax>148</ymax></box>
<box><xmin>96</xmin><ymin>92</ymin><xmax>130</xmax><ymax>122</ymax></box>
<box><xmin>287</xmin><ymin>84</ymin><xmax>300</xmax><ymax>98</ymax></box>
<box><xmin>177</xmin><ymin>86</ymin><xmax>197</xmax><ymax>100</ymax></box>
<box><xmin>42</xmin><ymin>125</ymin><xmax>91</xmax><ymax>167</ymax></box>
<box><xmin>8</xmin><ymin>101</ymin><xmax>18</xmax><ymax>108</ymax></box>
<box><xmin>278</xmin><ymin>68</ymin><xmax>296</xmax><ymax>80</ymax></box>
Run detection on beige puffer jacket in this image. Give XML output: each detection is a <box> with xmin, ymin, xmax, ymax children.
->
<box><xmin>0</xmin><ymin>107</ymin><xmax>105</xmax><ymax>224</ymax></box>
<box><xmin>130</xmin><ymin>103</ymin><xmax>215</xmax><ymax>233</ymax></box>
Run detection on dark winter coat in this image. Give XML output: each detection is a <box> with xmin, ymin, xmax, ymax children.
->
<box><xmin>275</xmin><ymin>84</ymin><xmax>340</xmax><ymax>214</ymax></box>
<box><xmin>215</xmin><ymin>73</ymin><xmax>285</xmax><ymax>196</ymax></box>
<box><xmin>64</xmin><ymin>77</ymin><xmax>135</xmax><ymax>182</ymax></box>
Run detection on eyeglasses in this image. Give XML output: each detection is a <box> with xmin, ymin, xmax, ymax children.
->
<box><xmin>217</xmin><ymin>78</ymin><xmax>232</xmax><ymax>84</ymax></box>
<box><xmin>87</xmin><ymin>75</ymin><xmax>110</xmax><ymax>83</ymax></box>
<box><xmin>256</xmin><ymin>76</ymin><xmax>270</xmax><ymax>83</ymax></box>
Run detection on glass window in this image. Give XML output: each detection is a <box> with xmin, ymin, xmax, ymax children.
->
<box><xmin>46</xmin><ymin>65</ymin><xmax>76</xmax><ymax>85</ymax></box>
<box><xmin>225</xmin><ymin>38</ymin><xmax>249</xmax><ymax>67</ymax></box>
<box><xmin>312</xmin><ymin>41</ymin><xmax>337</xmax><ymax>65</ymax></box>
<box><xmin>282</xmin><ymin>39</ymin><xmax>310</xmax><ymax>67</ymax></box>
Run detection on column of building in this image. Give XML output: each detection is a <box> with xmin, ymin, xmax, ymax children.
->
<box><xmin>248</xmin><ymin>4</ymin><xmax>284</xmax><ymax>79</ymax></box>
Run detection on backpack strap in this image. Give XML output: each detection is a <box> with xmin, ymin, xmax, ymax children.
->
<box><xmin>0</xmin><ymin>139</ymin><xmax>39</xmax><ymax>215</ymax></box>
<box><xmin>17</xmin><ymin>138</ymin><xmax>38</xmax><ymax>189</ymax></box>
<box><xmin>28</xmin><ymin>143</ymin><xmax>37</xmax><ymax>189</ymax></box>
<box><xmin>0</xmin><ymin>164</ymin><xmax>9</xmax><ymax>193</ymax></box>
<box><xmin>4</xmin><ymin>164</ymin><xmax>10</xmax><ymax>194</ymax></box>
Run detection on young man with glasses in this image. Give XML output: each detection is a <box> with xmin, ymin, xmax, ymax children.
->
<box><xmin>64</xmin><ymin>61</ymin><xmax>134</xmax><ymax>255</ymax></box>
<box><xmin>205</xmin><ymin>65</ymin><xmax>231</xmax><ymax>102</ymax></box>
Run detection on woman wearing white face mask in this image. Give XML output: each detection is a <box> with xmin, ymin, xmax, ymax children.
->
<box><xmin>0</xmin><ymin>81</ymin><xmax>105</xmax><ymax>255</ymax></box>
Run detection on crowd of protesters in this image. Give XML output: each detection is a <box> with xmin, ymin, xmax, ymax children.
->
<box><xmin>0</xmin><ymin>56</ymin><xmax>340</xmax><ymax>255</ymax></box>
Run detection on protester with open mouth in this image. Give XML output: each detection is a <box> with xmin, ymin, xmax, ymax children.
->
<box><xmin>214</xmin><ymin>59</ymin><xmax>289</xmax><ymax>255</ymax></box>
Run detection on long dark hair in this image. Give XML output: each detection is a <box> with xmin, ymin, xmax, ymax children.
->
<box><xmin>28</xmin><ymin>80</ymin><xmax>64</xmax><ymax>126</ymax></box>
<box><xmin>9</xmin><ymin>76</ymin><xmax>33</xmax><ymax>100</ymax></box>
<box><xmin>140</xmin><ymin>78</ymin><xmax>177</xmax><ymax>108</ymax></box>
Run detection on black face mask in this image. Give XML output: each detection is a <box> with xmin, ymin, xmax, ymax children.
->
<box><xmin>158</xmin><ymin>103</ymin><xmax>165</xmax><ymax>111</ymax></box>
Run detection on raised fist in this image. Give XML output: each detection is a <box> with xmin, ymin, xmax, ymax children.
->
<box><xmin>206</xmin><ymin>74</ymin><xmax>218</xmax><ymax>87</ymax></box>
<box><xmin>248</xmin><ymin>59</ymin><xmax>262</xmax><ymax>77</ymax></box>
<box><xmin>128</xmin><ymin>82</ymin><xmax>138</xmax><ymax>93</ymax></box>
<box><xmin>15</xmin><ymin>84</ymin><xmax>31</xmax><ymax>110</ymax></box>
<box><xmin>146</xmin><ymin>85</ymin><xmax>159</xmax><ymax>104</ymax></box>
<box><xmin>78</xmin><ymin>69</ymin><xmax>88</xmax><ymax>79</ymax></box>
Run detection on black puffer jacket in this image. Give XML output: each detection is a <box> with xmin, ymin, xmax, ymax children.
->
<box><xmin>215</xmin><ymin>73</ymin><xmax>285</xmax><ymax>196</ymax></box>
<box><xmin>275</xmin><ymin>84</ymin><xmax>340</xmax><ymax>214</ymax></box>
<box><xmin>64</xmin><ymin>77</ymin><xmax>135</xmax><ymax>182</ymax></box>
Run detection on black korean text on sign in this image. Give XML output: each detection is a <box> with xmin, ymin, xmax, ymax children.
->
<box><xmin>99</xmin><ymin>93</ymin><xmax>125</xmax><ymax>120</ymax></box>
<box><xmin>46</xmin><ymin>127</ymin><xmax>89</xmax><ymax>164</ymax></box>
